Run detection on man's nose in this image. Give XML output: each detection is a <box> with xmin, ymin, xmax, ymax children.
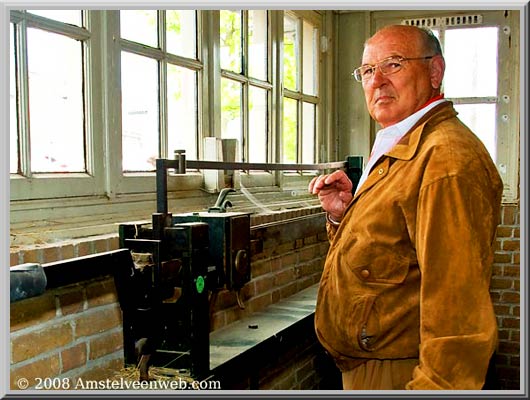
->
<box><xmin>365</xmin><ymin>67</ymin><xmax>387</xmax><ymax>87</ymax></box>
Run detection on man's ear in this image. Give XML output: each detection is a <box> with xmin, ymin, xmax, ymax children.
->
<box><xmin>430</xmin><ymin>55</ymin><xmax>445</xmax><ymax>90</ymax></box>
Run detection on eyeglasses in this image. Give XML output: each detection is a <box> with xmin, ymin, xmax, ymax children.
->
<box><xmin>352</xmin><ymin>55</ymin><xmax>434</xmax><ymax>82</ymax></box>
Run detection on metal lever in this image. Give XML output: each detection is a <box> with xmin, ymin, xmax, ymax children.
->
<box><xmin>208</xmin><ymin>188</ymin><xmax>236</xmax><ymax>213</ymax></box>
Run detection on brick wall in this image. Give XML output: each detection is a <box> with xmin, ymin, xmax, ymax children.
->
<box><xmin>490</xmin><ymin>203</ymin><xmax>521</xmax><ymax>390</ymax></box>
<box><xmin>9</xmin><ymin>203</ymin><xmax>521</xmax><ymax>390</ymax></box>
<box><xmin>9</xmin><ymin>211</ymin><xmax>331</xmax><ymax>390</ymax></box>
<box><xmin>10</xmin><ymin>276</ymin><xmax>124</xmax><ymax>390</ymax></box>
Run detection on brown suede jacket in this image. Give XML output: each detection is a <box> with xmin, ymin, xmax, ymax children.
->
<box><xmin>315</xmin><ymin>101</ymin><xmax>503</xmax><ymax>389</ymax></box>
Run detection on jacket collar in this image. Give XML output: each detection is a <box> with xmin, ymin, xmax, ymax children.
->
<box><xmin>350</xmin><ymin>101</ymin><xmax>457</xmax><ymax>202</ymax></box>
<box><xmin>385</xmin><ymin>101</ymin><xmax>457</xmax><ymax>161</ymax></box>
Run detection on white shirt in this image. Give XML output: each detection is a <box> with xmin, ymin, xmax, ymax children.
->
<box><xmin>354</xmin><ymin>99</ymin><xmax>447</xmax><ymax>195</ymax></box>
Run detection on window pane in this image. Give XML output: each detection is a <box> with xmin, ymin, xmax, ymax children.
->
<box><xmin>27</xmin><ymin>10</ymin><xmax>82</xmax><ymax>26</ymax></box>
<box><xmin>167</xmin><ymin>64</ymin><xmax>198</xmax><ymax>160</ymax></box>
<box><xmin>27</xmin><ymin>28</ymin><xmax>85</xmax><ymax>173</ymax></box>
<box><xmin>302</xmin><ymin>20</ymin><xmax>317</xmax><ymax>95</ymax></box>
<box><xmin>249</xmin><ymin>86</ymin><xmax>267</xmax><ymax>163</ymax></box>
<box><xmin>302</xmin><ymin>102</ymin><xmax>315</xmax><ymax>164</ymax></box>
<box><xmin>455</xmin><ymin>103</ymin><xmax>497</xmax><ymax>162</ymax></box>
<box><xmin>10</xmin><ymin>24</ymin><xmax>17</xmax><ymax>174</ymax></box>
<box><xmin>120</xmin><ymin>10</ymin><xmax>158</xmax><ymax>48</ymax></box>
<box><xmin>121</xmin><ymin>52</ymin><xmax>159</xmax><ymax>172</ymax></box>
<box><xmin>167</xmin><ymin>10</ymin><xmax>197</xmax><ymax>59</ymax></box>
<box><xmin>220</xmin><ymin>10</ymin><xmax>242</xmax><ymax>73</ymax></box>
<box><xmin>444</xmin><ymin>27</ymin><xmax>498</xmax><ymax>98</ymax></box>
<box><xmin>248</xmin><ymin>10</ymin><xmax>267</xmax><ymax>81</ymax></box>
<box><xmin>221</xmin><ymin>78</ymin><xmax>242</xmax><ymax>161</ymax></box>
<box><xmin>283</xmin><ymin>97</ymin><xmax>297</xmax><ymax>163</ymax></box>
<box><xmin>283</xmin><ymin>15</ymin><xmax>298</xmax><ymax>91</ymax></box>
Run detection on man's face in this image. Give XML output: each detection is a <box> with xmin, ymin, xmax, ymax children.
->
<box><xmin>361</xmin><ymin>28</ymin><xmax>437</xmax><ymax>128</ymax></box>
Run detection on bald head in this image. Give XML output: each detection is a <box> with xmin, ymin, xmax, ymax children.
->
<box><xmin>365</xmin><ymin>25</ymin><xmax>443</xmax><ymax>58</ymax></box>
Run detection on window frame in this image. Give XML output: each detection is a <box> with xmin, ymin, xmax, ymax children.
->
<box><xmin>282</xmin><ymin>10</ymin><xmax>322</xmax><ymax>170</ymax></box>
<box><xmin>9</xmin><ymin>10</ymin><xmax>105</xmax><ymax>201</ymax></box>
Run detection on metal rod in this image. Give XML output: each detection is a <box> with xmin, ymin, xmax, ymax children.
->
<box><xmin>163</xmin><ymin>158</ymin><xmax>348</xmax><ymax>172</ymax></box>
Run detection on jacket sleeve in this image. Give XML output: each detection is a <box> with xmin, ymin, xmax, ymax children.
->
<box><xmin>406</xmin><ymin>175</ymin><xmax>500</xmax><ymax>390</ymax></box>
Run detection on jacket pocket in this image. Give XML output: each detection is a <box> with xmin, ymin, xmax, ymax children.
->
<box><xmin>316</xmin><ymin>289</ymin><xmax>380</xmax><ymax>357</ymax></box>
<box><xmin>357</xmin><ymin>295</ymin><xmax>380</xmax><ymax>352</ymax></box>
<box><xmin>351</xmin><ymin>253</ymin><xmax>410</xmax><ymax>285</ymax></box>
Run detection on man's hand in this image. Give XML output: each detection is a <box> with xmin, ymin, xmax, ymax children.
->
<box><xmin>308</xmin><ymin>170</ymin><xmax>353</xmax><ymax>223</ymax></box>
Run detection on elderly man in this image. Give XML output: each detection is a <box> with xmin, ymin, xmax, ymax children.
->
<box><xmin>309</xmin><ymin>25</ymin><xmax>502</xmax><ymax>390</ymax></box>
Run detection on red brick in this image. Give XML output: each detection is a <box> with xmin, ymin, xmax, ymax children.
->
<box><xmin>490</xmin><ymin>278</ymin><xmax>512</xmax><ymax>290</ymax></box>
<box><xmin>10</xmin><ymin>251</ymin><xmax>20</xmax><ymax>266</ymax></box>
<box><xmin>510</xmin><ymin>356</ymin><xmax>520</xmax><ymax>367</ymax></box>
<box><xmin>42</xmin><ymin>246</ymin><xmax>60</xmax><ymax>263</ymax></box>
<box><xmin>11</xmin><ymin>321</ymin><xmax>74</xmax><ymax>363</ymax></box>
<box><xmin>253</xmin><ymin>275</ymin><xmax>274</xmax><ymax>296</ymax></box>
<box><xmin>274</xmin><ymin>242</ymin><xmax>295</xmax><ymax>256</ymax></box>
<box><xmin>74</xmin><ymin>357</ymin><xmax>123</xmax><ymax>383</ymax></box>
<box><xmin>93</xmin><ymin>238</ymin><xmax>108</xmax><ymax>254</ymax></box>
<box><xmin>502</xmin><ymin>206</ymin><xmax>517</xmax><ymax>225</ymax></box>
<box><xmin>503</xmin><ymin>266</ymin><xmax>520</xmax><ymax>277</ymax></box>
<box><xmin>501</xmin><ymin>318</ymin><xmax>520</xmax><ymax>329</ymax></box>
<box><xmin>294</xmin><ymin>238</ymin><xmax>304</xmax><ymax>249</ymax></box>
<box><xmin>513</xmin><ymin>306</ymin><xmax>520</xmax><ymax>317</ymax></box>
<box><xmin>502</xmin><ymin>239</ymin><xmax>519</xmax><ymax>252</ymax></box>
<box><xmin>513</xmin><ymin>252</ymin><xmax>519</xmax><ymax>264</ymax></box>
<box><xmin>279</xmin><ymin>281</ymin><xmax>298</xmax><ymax>299</ymax></box>
<box><xmin>10</xmin><ymin>292</ymin><xmax>57</xmax><ymax>332</ymax></box>
<box><xmin>108</xmin><ymin>236</ymin><xmax>120</xmax><ymax>251</ymax></box>
<box><xmin>274</xmin><ymin>268</ymin><xmax>296</xmax><ymax>287</ymax></box>
<box><xmin>303</xmin><ymin>235</ymin><xmax>317</xmax><ymax>246</ymax></box>
<box><xmin>491</xmin><ymin>265</ymin><xmax>503</xmax><ymax>276</ymax></box>
<box><xmin>298</xmin><ymin>245</ymin><xmax>318</xmax><ymax>263</ymax></box>
<box><xmin>75</xmin><ymin>241</ymin><xmax>91</xmax><ymax>257</ymax></box>
<box><xmin>280</xmin><ymin>253</ymin><xmax>297</xmax><ymax>268</ymax></box>
<box><xmin>493</xmin><ymin>252</ymin><xmax>512</xmax><ymax>264</ymax></box>
<box><xmin>89</xmin><ymin>330</ymin><xmax>123</xmax><ymax>360</ymax></box>
<box><xmin>58</xmin><ymin>289</ymin><xmax>85</xmax><ymax>316</ymax></box>
<box><xmin>489</xmin><ymin>292</ymin><xmax>500</xmax><ymax>302</ymax></box>
<box><xmin>251</xmin><ymin>259</ymin><xmax>272</xmax><ymax>278</ymax></box>
<box><xmin>61</xmin><ymin>342</ymin><xmax>87</xmax><ymax>372</ymax></box>
<box><xmin>501</xmin><ymin>292</ymin><xmax>520</xmax><ymax>304</ymax></box>
<box><xmin>86</xmin><ymin>279</ymin><xmax>118</xmax><ymax>308</ymax></box>
<box><xmin>59</xmin><ymin>244</ymin><xmax>75</xmax><ymax>260</ymax></box>
<box><xmin>74</xmin><ymin>306</ymin><xmax>122</xmax><ymax>338</ymax></box>
<box><xmin>497</xmin><ymin>329</ymin><xmax>510</xmax><ymax>341</ymax></box>
<box><xmin>10</xmin><ymin>355</ymin><xmax>60</xmax><ymax>390</ymax></box>
<box><xmin>493</xmin><ymin>304</ymin><xmax>510</xmax><ymax>315</ymax></box>
<box><xmin>21</xmin><ymin>248</ymin><xmax>43</xmax><ymax>264</ymax></box>
<box><xmin>513</xmin><ymin>228</ymin><xmax>520</xmax><ymax>238</ymax></box>
<box><xmin>498</xmin><ymin>341</ymin><xmax>519</xmax><ymax>355</ymax></box>
<box><xmin>248</xmin><ymin>292</ymin><xmax>272</xmax><ymax>313</ymax></box>
<box><xmin>495</xmin><ymin>226</ymin><xmax>513</xmax><ymax>238</ymax></box>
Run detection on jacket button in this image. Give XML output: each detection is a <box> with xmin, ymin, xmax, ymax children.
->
<box><xmin>378</xmin><ymin>168</ymin><xmax>384</xmax><ymax>175</ymax></box>
<box><xmin>361</xmin><ymin>269</ymin><xmax>370</xmax><ymax>278</ymax></box>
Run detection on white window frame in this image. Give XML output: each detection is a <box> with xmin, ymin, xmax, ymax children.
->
<box><xmin>282</xmin><ymin>10</ymin><xmax>322</xmax><ymax>168</ymax></box>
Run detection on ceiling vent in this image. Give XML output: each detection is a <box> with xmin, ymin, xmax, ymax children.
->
<box><xmin>402</xmin><ymin>14</ymin><xmax>483</xmax><ymax>28</ymax></box>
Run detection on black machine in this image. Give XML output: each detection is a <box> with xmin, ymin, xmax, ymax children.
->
<box><xmin>113</xmin><ymin>154</ymin><xmax>363</xmax><ymax>381</ymax></box>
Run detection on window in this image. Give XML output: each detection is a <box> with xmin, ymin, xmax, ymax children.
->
<box><xmin>10</xmin><ymin>10</ymin><xmax>96</xmax><ymax>201</ymax></box>
<box><xmin>120</xmin><ymin>10</ymin><xmax>200</xmax><ymax>171</ymax></box>
<box><xmin>220</xmin><ymin>10</ymin><xmax>271</xmax><ymax>163</ymax></box>
<box><xmin>283</xmin><ymin>12</ymin><xmax>319</xmax><ymax>165</ymax></box>
<box><xmin>10</xmin><ymin>10</ymin><xmax>327</xmax><ymax>232</ymax></box>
